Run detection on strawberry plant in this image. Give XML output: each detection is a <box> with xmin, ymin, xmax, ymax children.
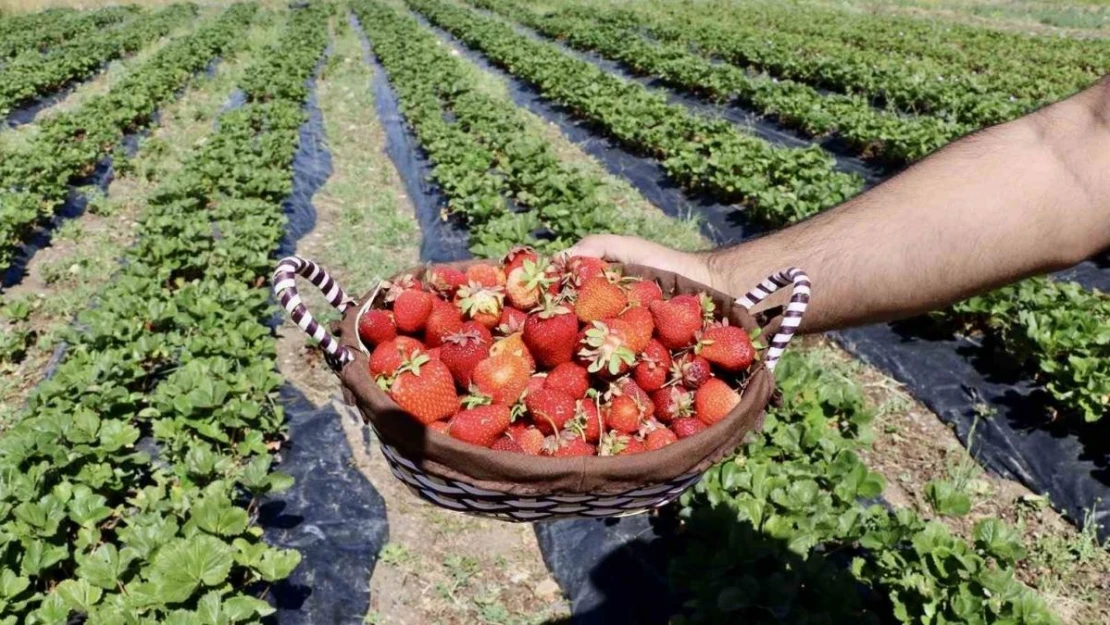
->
<box><xmin>0</xmin><ymin>5</ymin><xmax>133</xmax><ymax>61</ymax></box>
<box><xmin>0</xmin><ymin>4</ymin><xmax>328</xmax><ymax>621</ymax></box>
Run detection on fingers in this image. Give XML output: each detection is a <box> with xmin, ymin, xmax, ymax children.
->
<box><xmin>565</xmin><ymin>234</ymin><xmax>660</xmax><ymax>264</ymax></box>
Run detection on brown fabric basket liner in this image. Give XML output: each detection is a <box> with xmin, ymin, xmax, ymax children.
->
<box><xmin>334</xmin><ymin>261</ymin><xmax>780</xmax><ymax>497</ymax></box>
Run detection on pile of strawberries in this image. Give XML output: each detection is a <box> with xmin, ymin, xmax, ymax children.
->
<box><xmin>358</xmin><ymin>247</ymin><xmax>759</xmax><ymax>457</ymax></box>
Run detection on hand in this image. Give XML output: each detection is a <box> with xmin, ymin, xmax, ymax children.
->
<box><xmin>565</xmin><ymin>234</ymin><xmax>717</xmax><ymax>290</ymax></box>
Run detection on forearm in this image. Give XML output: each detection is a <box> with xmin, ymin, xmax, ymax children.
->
<box><xmin>707</xmin><ymin>79</ymin><xmax>1110</xmax><ymax>332</ymax></box>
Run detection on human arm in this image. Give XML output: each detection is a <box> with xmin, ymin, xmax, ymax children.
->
<box><xmin>568</xmin><ymin>78</ymin><xmax>1110</xmax><ymax>333</ymax></box>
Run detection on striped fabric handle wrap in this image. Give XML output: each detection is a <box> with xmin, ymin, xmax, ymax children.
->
<box><xmin>735</xmin><ymin>268</ymin><xmax>811</xmax><ymax>372</ymax></box>
<box><xmin>273</xmin><ymin>256</ymin><xmax>357</xmax><ymax>368</ymax></box>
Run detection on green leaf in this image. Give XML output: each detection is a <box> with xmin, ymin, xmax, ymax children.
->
<box><xmin>149</xmin><ymin>535</ymin><xmax>235</xmax><ymax>604</ymax></box>
<box><xmin>973</xmin><ymin>518</ymin><xmax>1026</xmax><ymax>564</ymax></box>
<box><xmin>77</xmin><ymin>543</ymin><xmax>137</xmax><ymax>590</ymax></box>
<box><xmin>223</xmin><ymin>594</ymin><xmax>276</xmax><ymax>620</ymax></box>
<box><xmin>56</xmin><ymin>578</ymin><xmax>103</xmax><ymax>613</ymax></box>
<box><xmin>0</xmin><ymin>569</ymin><xmax>29</xmax><ymax>600</ymax></box>
<box><xmin>924</xmin><ymin>480</ymin><xmax>971</xmax><ymax>517</ymax></box>
<box><xmin>193</xmin><ymin>496</ymin><xmax>249</xmax><ymax>537</ymax></box>
<box><xmin>252</xmin><ymin>547</ymin><xmax>302</xmax><ymax>582</ymax></box>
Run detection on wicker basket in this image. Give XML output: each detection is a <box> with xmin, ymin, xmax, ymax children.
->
<box><xmin>273</xmin><ymin>256</ymin><xmax>810</xmax><ymax>521</ymax></box>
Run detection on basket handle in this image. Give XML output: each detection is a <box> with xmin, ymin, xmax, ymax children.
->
<box><xmin>734</xmin><ymin>268</ymin><xmax>810</xmax><ymax>372</ymax></box>
<box><xmin>272</xmin><ymin>256</ymin><xmax>358</xmax><ymax>369</ymax></box>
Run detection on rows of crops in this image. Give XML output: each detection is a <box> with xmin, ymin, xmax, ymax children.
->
<box><xmin>0</xmin><ymin>3</ymin><xmax>329</xmax><ymax>620</ymax></box>
<box><xmin>0</xmin><ymin>0</ymin><xmax>1105</xmax><ymax>622</ymax></box>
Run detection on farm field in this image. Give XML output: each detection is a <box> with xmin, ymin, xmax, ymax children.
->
<box><xmin>0</xmin><ymin>0</ymin><xmax>1107</xmax><ymax>624</ymax></box>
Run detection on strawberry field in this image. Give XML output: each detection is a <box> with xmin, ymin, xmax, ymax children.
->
<box><xmin>0</xmin><ymin>0</ymin><xmax>1107</xmax><ymax>624</ymax></box>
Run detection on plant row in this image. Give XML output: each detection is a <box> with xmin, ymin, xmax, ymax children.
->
<box><xmin>0</xmin><ymin>5</ymin><xmax>134</xmax><ymax>60</ymax></box>
<box><xmin>405</xmin><ymin>0</ymin><xmax>863</xmax><ymax>229</ymax></box>
<box><xmin>352</xmin><ymin>0</ymin><xmax>700</xmax><ymax>258</ymax></box>
<box><xmin>671</xmin><ymin>349</ymin><xmax>1058</xmax><ymax>624</ymax></box>
<box><xmin>0</xmin><ymin>3</ymin><xmax>330</xmax><ymax>621</ymax></box>
<box><xmin>0</xmin><ymin>3</ymin><xmax>255</xmax><ymax>276</ymax></box>
<box><xmin>470</xmin><ymin>0</ymin><xmax>963</xmax><ymax>166</ymax></box>
<box><xmin>947</xmin><ymin>278</ymin><xmax>1109</xmax><ymax>422</ymax></box>
<box><xmin>0</xmin><ymin>8</ymin><xmax>75</xmax><ymax>43</ymax></box>
<box><xmin>0</xmin><ymin>4</ymin><xmax>197</xmax><ymax>117</ymax></box>
<box><xmin>580</xmin><ymin>2</ymin><xmax>1057</xmax><ymax>128</ymax></box>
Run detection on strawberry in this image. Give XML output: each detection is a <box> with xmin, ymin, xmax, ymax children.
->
<box><xmin>393</xmin><ymin>289</ymin><xmax>434</xmax><ymax>333</ymax></box>
<box><xmin>575</xmin><ymin>277</ymin><xmax>627</xmax><ymax>323</ymax></box>
<box><xmin>644</xmin><ymin>427</ymin><xmax>678</xmax><ymax>451</ymax></box>
<box><xmin>505</xmin><ymin>259</ymin><xmax>551</xmax><ymax>310</ymax></box>
<box><xmin>471</xmin><ymin>353</ymin><xmax>531</xmax><ymax>405</ymax></box>
<box><xmin>381</xmin><ymin>274</ymin><xmax>422</xmax><ymax>303</ymax></box>
<box><xmin>614</xmin><ymin>306</ymin><xmax>653</xmax><ymax>353</ymax></box>
<box><xmin>358</xmin><ymin>309</ymin><xmax>397</xmax><ymax>347</ymax></box>
<box><xmin>523</xmin><ymin>300</ymin><xmax>578</xmax><ymax>368</ymax></box>
<box><xmin>599</xmin><ymin>432</ymin><xmax>642</xmax><ymax>456</ymax></box>
<box><xmin>428</xmin><ymin>421</ymin><xmax>450</xmax><ymax>434</ymax></box>
<box><xmin>565</xmin><ymin>256</ymin><xmax>609</xmax><ymax>287</ymax></box>
<box><xmin>490</xmin><ymin>332</ymin><xmax>536</xmax><ymax>373</ymax></box>
<box><xmin>457</xmin><ymin>283</ymin><xmax>505</xmax><ymax>330</ymax></box>
<box><xmin>548</xmin><ymin>433</ymin><xmax>596</xmax><ymax>457</ymax></box>
<box><xmin>697</xmin><ymin>324</ymin><xmax>756</xmax><ymax>372</ymax></box>
<box><xmin>573</xmin><ymin>397</ymin><xmax>603</xmax><ymax>443</ymax></box>
<box><xmin>440</xmin><ymin>322</ymin><xmax>493</xmax><ymax>387</ymax></box>
<box><xmin>390</xmin><ymin>353</ymin><xmax>459</xmax><ymax>424</ymax></box>
<box><xmin>465</xmin><ymin>263</ymin><xmax>506</xmax><ymax>288</ymax></box>
<box><xmin>578</xmin><ymin>321</ymin><xmax>637</xmax><ymax>377</ymax></box>
<box><xmin>671</xmin><ymin>418</ymin><xmax>708</xmax><ymax>439</ymax></box>
<box><xmin>427</xmin><ymin>347</ymin><xmax>441</xmax><ymax>360</ymax></box>
<box><xmin>497</xmin><ymin>306</ymin><xmax>528</xmax><ymax>335</ymax></box>
<box><xmin>626</xmin><ymin>279</ymin><xmax>663</xmax><ymax>307</ymax></box>
<box><xmin>673</xmin><ymin>353</ymin><xmax>713</xmax><ymax>389</ymax></box>
<box><xmin>526</xmin><ymin>389</ymin><xmax>577</xmax><ymax>435</ymax></box>
<box><xmin>545</xmin><ymin>362</ymin><xmax>590</xmax><ymax>400</ymax></box>
<box><xmin>425</xmin><ymin>265</ymin><xmax>467</xmax><ymax>297</ymax></box>
<box><xmin>604</xmin><ymin>395</ymin><xmax>644</xmax><ymax>434</ymax></box>
<box><xmin>671</xmin><ymin>294</ymin><xmax>703</xmax><ymax>317</ymax></box>
<box><xmin>492</xmin><ymin>435</ymin><xmax>523</xmax><ymax>452</ymax></box>
<box><xmin>612</xmin><ymin>378</ymin><xmax>654</xmax><ymax>419</ymax></box>
<box><xmin>694</xmin><ymin>378</ymin><xmax>740</xmax><ymax>425</ymax></box>
<box><xmin>502</xmin><ymin>245</ymin><xmax>539</xmax><ymax>275</ymax></box>
<box><xmin>526</xmin><ymin>373</ymin><xmax>548</xmax><ymax>397</ymax></box>
<box><xmin>618</xmin><ymin>438</ymin><xmax>646</xmax><ymax>455</ymax></box>
<box><xmin>651</xmin><ymin>386</ymin><xmax>693</xmax><ymax>422</ymax></box>
<box><xmin>449</xmin><ymin>404</ymin><xmax>512</xmax><ymax>447</ymax></box>
<box><xmin>648</xmin><ymin>298</ymin><xmax>702</xmax><ymax>350</ymax></box>
<box><xmin>508</xmin><ymin>423</ymin><xmax>545</xmax><ymax>455</ymax></box>
<box><xmin>369</xmin><ymin>337</ymin><xmax>425</xmax><ymax>378</ymax></box>
<box><xmin>633</xmin><ymin>340</ymin><xmax>671</xmax><ymax>391</ymax></box>
<box><xmin>424</xmin><ymin>297</ymin><xmax>464</xmax><ymax>347</ymax></box>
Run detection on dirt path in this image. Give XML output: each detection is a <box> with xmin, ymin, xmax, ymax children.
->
<box><xmin>0</xmin><ymin>21</ymin><xmax>276</xmax><ymax>428</ymax></box>
<box><xmin>272</xmin><ymin>19</ymin><xmax>570</xmax><ymax>625</ymax></box>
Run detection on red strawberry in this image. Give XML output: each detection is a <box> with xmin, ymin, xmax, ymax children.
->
<box><xmin>604</xmin><ymin>395</ymin><xmax>644</xmax><ymax>434</ymax></box>
<box><xmin>633</xmin><ymin>340</ymin><xmax>672</xmax><ymax>391</ymax></box>
<box><xmin>390</xmin><ymin>354</ymin><xmax>459</xmax><ymax>424</ymax></box>
<box><xmin>523</xmin><ymin>301</ymin><xmax>578</xmax><ymax>368</ymax></box>
<box><xmin>449</xmin><ymin>404</ymin><xmax>512</xmax><ymax>447</ymax></box>
<box><xmin>570</xmin><ymin>397</ymin><xmax>603</xmax><ymax>443</ymax></box>
<box><xmin>648</xmin><ymin>298</ymin><xmax>701</xmax><ymax>350</ymax></box>
<box><xmin>627</xmin><ymin>280</ymin><xmax>663</xmax><ymax>307</ymax></box>
<box><xmin>673</xmin><ymin>353</ymin><xmax>713</xmax><ymax>389</ymax></box>
<box><xmin>508</xmin><ymin>423</ymin><xmax>545</xmax><ymax>455</ymax></box>
<box><xmin>424</xmin><ymin>297</ymin><xmax>464</xmax><ymax>347</ymax></box>
<box><xmin>428</xmin><ymin>421</ymin><xmax>450</xmax><ymax>434</ymax></box>
<box><xmin>526</xmin><ymin>373</ymin><xmax>547</xmax><ymax>397</ymax></box>
<box><xmin>440</xmin><ymin>323</ymin><xmax>493</xmax><ymax>387</ymax></box>
<box><xmin>578</xmin><ymin>321</ymin><xmax>637</xmax><ymax>377</ymax></box>
<box><xmin>526</xmin><ymin>389</ymin><xmax>577</xmax><ymax>435</ymax></box>
<box><xmin>694</xmin><ymin>378</ymin><xmax>740</xmax><ymax>425</ymax></box>
<box><xmin>697</xmin><ymin>324</ymin><xmax>755</xmax><ymax>372</ymax></box>
<box><xmin>651</xmin><ymin>386</ymin><xmax>693</xmax><ymax>422</ymax></box>
<box><xmin>427</xmin><ymin>347</ymin><xmax>441</xmax><ymax>360</ymax></box>
<box><xmin>457</xmin><ymin>283</ymin><xmax>504</xmax><ymax>330</ymax></box>
<box><xmin>619</xmin><ymin>438</ymin><xmax>646</xmax><ymax>455</ymax></box>
<box><xmin>548</xmin><ymin>433</ymin><xmax>596</xmax><ymax>457</ymax></box>
<box><xmin>505</xmin><ymin>259</ymin><xmax>551</xmax><ymax>310</ymax></box>
<box><xmin>426</xmin><ymin>266</ymin><xmax>467</xmax><ymax>297</ymax></box>
<box><xmin>599</xmin><ymin>432</ymin><xmax>643</xmax><ymax>456</ymax></box>
<box><xmin>465</xmin><ymin>263</ymin><xmax>506</xmax><ymax>287</ymax></box>
<box><xmin>358</xmin><ymin>309</ymin><xmax>397</xmax><ymax>348</ymax></box>
<box><xmin>671</xmin><ymin>418</ymin><xmax>708</xmax><ymax>439</ymax></box>
<box><xmin>497</xmin><ymin>306</ymin><xmax>528</xmax><ymax>335</ymax></box>
<box><xmin>614</xmin><ymin>306</ymin><xmax>653</xmax><ymax>353</ymax></box>
<box><xmin>502</xmin><ymin>245</ymin><xmax>539</xmax><ymax>275</ymax></box>
<box><xmin>471</xmin><ymin>354</ymin><xmax>531</xmax><ymax>404</ymax></box>
<box><xmin>492</xmin><ymin>435</ymin><xmax>523</xmax><ymax>452</ymax></box>
<box><xmin>393</xmin><ymin>289</ymin><xmax>434</xmax><ymax>333</ymax></box>
<box><xmin>544</xmin><ymin>362</ymin><xmax>590</xmax><ymax>400</ymax></box>
<box><xmin>381</xmin><ymin>274</ymin><xmax>422</xmax><ymax>303</ymax></box>
<box><xmin>369</xmin><ymin>337</ymin><xmax>425</xmax><ymax>378</ymax></box>
<box><xmin>565</xmin><ymin>256</ymin><xmax>609</xmax><ymax>287</ymax></box>
<box><xmin>670</xmin><ymin>294</ymin><xmax>703</xmax><ymax>317</ymax></box>
<box><xmin>644</xmin><ymin>427</ymin><xmax>678</xmax><ymax>451</ymax></box>
<box><xmin>575</xmin><ymin>277</ymin><xmax>627</xmax><ymax>323</ymax></box>
<box><xmin>612</xmin><ymin>378</ymin><xmax>654</xmax><ymax>419</ymax></box>
<box><xmin>490</xmin><ymin>332</ymin><xmax>535</xmax><ymax>373</ymax></box>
